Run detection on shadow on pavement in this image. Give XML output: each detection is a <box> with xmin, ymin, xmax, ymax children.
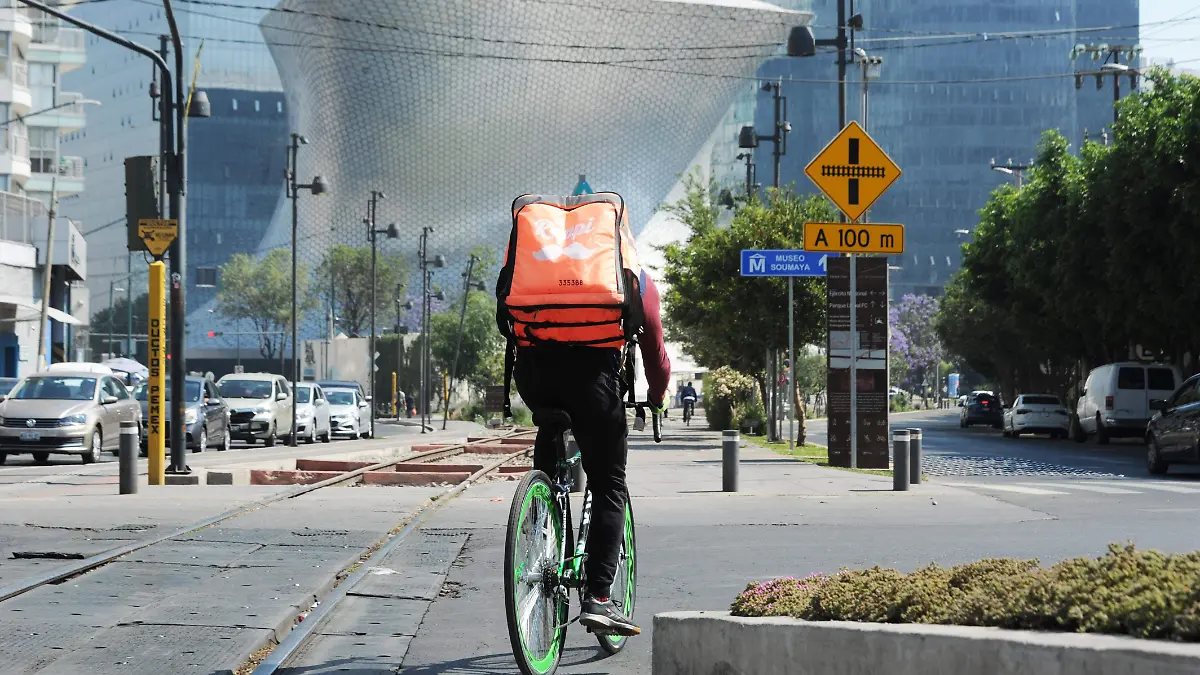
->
<box><xmin>396</xmin><ymin>646</ymin><xmax>609</xmax><ymax>675</ymax></box>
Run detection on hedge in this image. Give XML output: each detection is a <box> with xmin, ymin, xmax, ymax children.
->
<box><xmin>731</xmin><ymin>544</ymin><xmax>1200</xmax><ymax>642</ymax></box>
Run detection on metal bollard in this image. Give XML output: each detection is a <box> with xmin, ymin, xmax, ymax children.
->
<box><xmin>892</xmin><ymin>429</ymin><xmax>910</xmax><ymax>492</ymax></box>
<box><xmin>907</xmin><ymin>428</ymin><xmax>922</xmax><ymax>485</ymax></box>
<box><xmin>567</xmin><ymin>437</ymin><xmax>584</xmax><ymax>494</ymax></box>
<box><xmin>119</xmin><ymin>420</ymin><xmax>138</xmax><ymax>495</ymax></box>
<box><xmin>722</xmin><ymin>430</ymin><xmax>739</xmax><ymax>492</ymax></box>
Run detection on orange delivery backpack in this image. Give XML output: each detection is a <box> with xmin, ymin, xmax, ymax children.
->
<box><xmin>495</xmin><ymin>191</ymin><xmax>646</xmax><ymax>417</ymax></box>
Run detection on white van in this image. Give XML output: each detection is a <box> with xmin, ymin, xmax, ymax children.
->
<box><xmin>1074</xmin><ymin>362</ymin><xmax>1180</xmax><ymax>444</ymax></box>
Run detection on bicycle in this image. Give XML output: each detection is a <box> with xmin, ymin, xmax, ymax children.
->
<box><xmin>503</xmin><ymin>402</ymin><xmax>661</xmax><ymax>675</ymax></box>
<box><xmin>682</xmin><ymin>397</ymin><xmax>696</xmax><ymax>426</ymax></box>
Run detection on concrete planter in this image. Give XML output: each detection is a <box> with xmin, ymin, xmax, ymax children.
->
<box><xmin>653</xmin><ymin>611</ymin><xmax>1200</xmax><ymax>675</ymax></box>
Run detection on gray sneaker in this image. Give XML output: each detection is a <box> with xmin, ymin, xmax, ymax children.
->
<box><xmin>579</xmin><ymin>594</ymin><xmax>640</xmax><ymax>636</ymax></box>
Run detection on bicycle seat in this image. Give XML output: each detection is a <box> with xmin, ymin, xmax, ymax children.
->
<box><xmin>532</xmin><ymin>408</ymin><xmax>572</xmax><ymax>431</ymax></box>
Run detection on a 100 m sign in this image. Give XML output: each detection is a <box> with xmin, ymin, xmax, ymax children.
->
<box><xmin>803</xmin><ymin>222</ymin><xmax>905</xmax><ymax>254</ymax></box>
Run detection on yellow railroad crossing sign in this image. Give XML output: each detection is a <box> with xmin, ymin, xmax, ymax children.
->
<box><xmin>804</xmin><ymin>222</ymin><xmax>905</xmax><ymax>255</ymax></box>
<box><xmin>804</xmin><ymin>121</ymin><xmax>901</xmax><ymax>222</ymax></box>
<box><xmin>137</xmin><ymin>218</ymin><xmax>178</xmax><ymax>257</ymax></box>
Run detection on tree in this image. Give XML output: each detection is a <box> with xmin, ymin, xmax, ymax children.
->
<box><xmin>90</xmin><ymin>292</ymin><xmax>149</xmax><ymax>358</ymax></box>
<box><xmin>314</xmin><ymin>245</ymin><xmax>409</xmax><ymax>337</ymax></box>
<box><xmin>660</xmin><ymin>173</ymin><xmax>836</xmax><ymax>411</ymax></box>
<box><xmin>217</xmin><ymin>250</ymin><xmax>316</xmax><ymax>359</ymax></box>
<box><xmin>890</xmin><ymin>294</ymin><xmax>943</xmax><ymax>403</ymax></box>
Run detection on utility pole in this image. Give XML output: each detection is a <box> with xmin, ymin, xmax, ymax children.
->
<box><xmin>1072</xmin><ymin>43</ymin><xmax>1142</xmax><ymax>127</ymax></box>
<box><xmin>35</xmin><ymin>129</ymin><xmax>59</xmax><ymax>370</ymax></box>
<box><xmin>366</xmin><ymin>191</ymin><xmax>395</xmax><ymax>439</ymax></box>
<box><xmin>416</xmin><ymin>227</ymin><xmax>444</xmax><ymax>432</ymax></box>
<box><xmin>444</xmin><ymin>254</ymin><xmax>484</xmax><ymax>430</ymax></box>
<box><xmin>736</xmin><ymin>152</ymin><xmax>756</xmax><ymax>199</ymax></box>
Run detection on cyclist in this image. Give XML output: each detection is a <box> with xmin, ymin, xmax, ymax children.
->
<box><xmin>680</xmin><ymin>381</ymin><xmax>698</xmax><ymax>422</ymax></box>
<box><xmin>510</xmin><ymin>265</ymin><xmax>670</xmax><ymax>637</ymax></box>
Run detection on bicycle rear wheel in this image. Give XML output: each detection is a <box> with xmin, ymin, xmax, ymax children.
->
<box><xmin>597</xmin><ymin>499</ymin><xmax>637</xmax><ymax>655</ymax></box>
<box><xmin>505</xmin><ymin>470</ymin><xmax>569</xmax><ymax>675</ymax></box>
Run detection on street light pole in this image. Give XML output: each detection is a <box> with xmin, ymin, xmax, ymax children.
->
<box><xmin>367</xmin><ymin>191</ymin><xmax>396</xmax><ymax>438</ymax></box>
<box><xmin>286</xmin><ymin>132</ymin><xmax>328</xmax><ymax>446</ymax></box>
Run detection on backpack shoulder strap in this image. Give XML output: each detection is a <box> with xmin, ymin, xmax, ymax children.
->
<box><xmin>502</xmin><ymin>336</ymin><xmax>516</xmax><ymax>419</ymax></box>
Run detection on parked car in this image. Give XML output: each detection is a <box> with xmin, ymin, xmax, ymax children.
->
<box><xmin>294</xmin><ymin>382</ymin><xmax>332</xmax><ymax>444</ymax></box>
<box><xmin>216</xmin><ymin>373</ymin><xmax>293</xmax><ymax>446</ymax></box>
<box><xmin>0</xmin><ymin>366</ymin><xmax>140</xmax><ymax>464</ymax></box>
<box><xmin>134</xmin><ymin>376</ymin><xmax>230</xmax><ymax>454</ymax></box>
<box><xmin>1003</xmin><ymin>394</ymin><xmax>1071</xmax><ymax>439</ymax></box>
<box><xmin>316</xmin><ymin>380</ymin><xmax>368</xmax><ymax>402</ymax></box>
<box><xmin>959</xmin><ymin>391</ymin><xmax>1003</xmax><ymax>428</ymax></box>
<box><xmin>1144</xmin><ymin>373</ymin><xmax>1200</xmax><ymax>475</ymax></box>
<box><xmin>325</xmin><ymin>387</ymin><xmax>372</xmax><ymax>439</ymax></box>
<box><xmin>1074</xmin><ymin>362</ymin><xmax>1180</xmax><ymax>444</ymax></box>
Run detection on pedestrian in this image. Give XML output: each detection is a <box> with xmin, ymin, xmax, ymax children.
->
<box><xmin>404</xmin><ymin>392</ymin><xmax>414</xmax><ymax>418</ymax></box>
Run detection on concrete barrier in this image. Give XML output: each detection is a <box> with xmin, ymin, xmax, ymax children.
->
<box><xmin>652</xmin><ymin>612</ymin><xmax>1200</xmax><ymax>675</ymax></box>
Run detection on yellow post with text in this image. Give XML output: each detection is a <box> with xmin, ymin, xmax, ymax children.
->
<box><xmin>147</xmin><ymin>261</ymin><xmax>166</xmax><ymax>485</ymax></box>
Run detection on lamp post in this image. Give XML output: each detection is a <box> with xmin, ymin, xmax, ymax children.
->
<box><xmin>394</xmin><ymin>283</ymin><xmax>412</xmax><ymax>416</ymax></box>
<box><xmin>444</xmin><ymin>254</ymin><xmax>485</xmax><ymax>430</ymax></box>
<box><xmin>286</xmin><ymin>132</ymin><xmax>328</xmax><ymax>446</ymax></box>
<box><xmin>366</xmin><ymin>190</ymin><xmax>397</xmax><ymax>439</ymax></box>
<box><xmin>736</xmin><ymin>152</ymin><xmax>757</xmax><ymax>199</ymax></box>
<box><xmin>417</xmin><ymin>226</ymin><xmax>444</xmax><ymax>432</ymax></box>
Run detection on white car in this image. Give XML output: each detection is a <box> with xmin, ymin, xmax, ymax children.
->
<box><xmin>1003</xmin><ymin>394</ymin><xmax>1071</xmax><ymax>439</ymax></box>
<box><xmin>294</xmin><ymin>383</ymin><xmax>332</xmax><ymax>444</ymax></box>
<box><xmin>216</xmin><ymin>373</ymin><xmax>294</xmax><ymax>446</ymax></box>
<box><xmin>1075</xmin><ymin>362</ymin><xmax>1180</xmax><ymax>444</ymax></box>
<box><xmin>325</xmin><ymin>387</ymin><xmax>373</xmax><ymax>439</ymax></box>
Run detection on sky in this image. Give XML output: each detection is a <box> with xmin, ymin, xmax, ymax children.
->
<box><xmin>1141</xmin><ymin>1</ymin><xmax>1200</xmax><ymax>66</ymax></box>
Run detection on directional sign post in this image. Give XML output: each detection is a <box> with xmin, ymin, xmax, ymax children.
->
<box><xmin>137</xmin><ymin>218</ymin><xmax>178</xmax><ymax>259</ymax></box>
<box><xmin>805</xmin><ymin>121</ymin><xmax>903</xmax><ymax>470</ymax></box>
<box><xmin>740</xmin><ymin>249</ymin><xmax>840</xmax><ymax>450</ymax></box>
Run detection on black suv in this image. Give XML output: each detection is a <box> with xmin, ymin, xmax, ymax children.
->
<box><xmin>960</xmin><ymin>392</ymin><xmax>1003</xmax><ymax>428</ymax></box>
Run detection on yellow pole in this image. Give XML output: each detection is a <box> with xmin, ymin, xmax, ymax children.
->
<box><xmin>147</xmin><ymin>261</ymin><xmax>166</xmax><ymax>485</ymax></box>
<box><xmin>391</xmin><ymin>371</ymin><xmax>397</xmax><ymax>416</ymax></box>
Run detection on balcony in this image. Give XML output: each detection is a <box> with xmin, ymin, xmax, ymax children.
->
<box><xmin>0</xmin><ymin>1</ymin><xmax>33</xmax><ymax>49</ymax></box>
<box><xmin>28</xmin><ymin>22</ymin><xmax>85</xmax><ymax>72</ymax></box>
<box><xmin>0</xmin><ymin>62</ymin><xmax>32</xmax><ymax>113</ymax></box>
<box><xmin>23</xmin><ymin>91</ymin><xmax>88</xmax><ymax>131</ymax></box>
<box><xmin>24</xmin><ymin>155</ymin><xmax>83</xmax><ymax>195</ymax></box>
<box><xmin>0</xmin><ymin>128</ymin><xmax>31</xmax><ymax>184</ymax></box>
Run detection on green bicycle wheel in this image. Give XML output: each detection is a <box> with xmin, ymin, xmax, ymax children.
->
<box><xmin>597</xmin><ymin>498</ymin><xmax>637</xmax><ymax>655</ymax></box>
<box><xmin>505</xmin><ymin>470</ymin><xmax>568</xmax><ymax>675</ymax></box>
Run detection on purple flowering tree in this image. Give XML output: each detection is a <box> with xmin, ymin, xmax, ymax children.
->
<box><xmin>890</xmin><ymin>294</ymin><xmax>943</xmax><ymax>400</ymax></box>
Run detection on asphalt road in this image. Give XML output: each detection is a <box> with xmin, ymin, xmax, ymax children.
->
<box><xmin>383</xmin><ymin>410</ymin><xmax>1200</xmax><ymax>675</ymax></box>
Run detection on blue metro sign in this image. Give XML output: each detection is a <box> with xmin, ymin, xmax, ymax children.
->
<box><xmin>740</xmin><ymin>249</ymin><xmax>840</xmax><ymax>277</ymax></box>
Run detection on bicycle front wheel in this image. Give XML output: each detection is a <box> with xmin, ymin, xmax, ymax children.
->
<box><xmin>597</xmin><ymin>498</ymin><xmax>637</xmax><ymax>655</ymax></box>
<box><xmin>505</xmin><ymin>470</ymin><xmax>569</xmax><ymax>675</ymax></box>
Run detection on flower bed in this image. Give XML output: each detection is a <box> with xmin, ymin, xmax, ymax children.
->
<box><xmin>731</xmin><ymin>544</ymin><xmax>1200</xmax><ymax>642</ymax></box>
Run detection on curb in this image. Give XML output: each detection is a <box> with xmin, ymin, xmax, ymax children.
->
<box><xmin>653</xmin><ymin>612</ymin><xmax>1200</xmax><ymax>675</ymax></box>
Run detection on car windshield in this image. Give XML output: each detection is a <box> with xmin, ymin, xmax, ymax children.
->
<box><xmin>134</xmin><ymin>380</ymin><xmax>202</xmax><ymax>403</ymax></box>
<box><xmin>218</xmin><ymin>380</ymin><xmax>274</xmax><ymax>399</ymax></box>
<box><xmin>295</xmin><ymin>387</ymin><xmax>312</xmax><ymax>404</ymax></box>
<box><xmin>10</xmin><ymin>376</ymin><xmax>97</xmax><ymax>401</ymax></box>
<box><xmin>1022</xmin><ymin>395</ymin><xmax>1061</xmax><ymax>406</ymax></box>
<box><xmin>326</xmin><ymin>390</ymin><xmax>356</xmax><ymax>406</ymax></box>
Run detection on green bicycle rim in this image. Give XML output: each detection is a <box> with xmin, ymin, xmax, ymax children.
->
<box><xmin>607</xmin><ymin>502</ymin><xmax>636</xmax><ymax>645</ymax></box>
<box><xmin>514</xmin><ymin>480</ymin><xmax>563</xmax><ymax>673</ymax></box>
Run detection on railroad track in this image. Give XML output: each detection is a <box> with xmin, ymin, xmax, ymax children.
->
<box><xmin>0</xmin><ymin>429</ymin><xmax>535</xmax><ymax>607</ymax></box>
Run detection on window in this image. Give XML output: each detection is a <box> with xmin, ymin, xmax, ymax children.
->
<box><xmin>195</xmin><ymin>267</ymin><xmax>218</xmax><ymax>288</ymax></box>
<box><xmin>1117</xmin><ymin>367</ymin><xmax>1145</xmax><ymax>390</ymax></box>
<box><xmin>1022</xmin><ymin>395</ymin><xmax>1060</xmax><ymax>406</ymax></box>
<box><xmin>1170</xmin><ymin>377</ymin><xmax>1200</xmax><ymax>408</ymax></box>
<box><xmin>29</xmin><ymin>63</ymin><xmax>56</xmax><ymax>111</ymax></box>
<box><xmin>0</xmin><ymin>33</ymin><xmax>9</xmax><ymax>78</ymax></box>
<box><xmin>231</xmin><ymin>98</ymin><xmax>237</xmax><ymax>110</ymax></box>
<box><xmin>29</xmin><ymin>128</ymin><xmax>57</xmax><ymax>173</ymax></box>
<box><xmin>1147</xmin><ymin>368</ymin><xmax>1175</xmax><ymax>392</ymax></box>
<box><xmin>254</xmin><ymin>99</ymin><xmax>259</xmax><ymax>111</ymax></box>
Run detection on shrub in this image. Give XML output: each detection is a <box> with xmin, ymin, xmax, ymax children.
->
<box><xmin>705</xmin><ymin>366</ymin><xmax>758</xmax><ymax>431</ymax></box>
<box><xmin>889</xmin><ymin>391</ymin><xmax>911</xmax><ymax>412</ymax></box>
<box><xmin>731</xmin><ymin>544</ymin><xmax>1200</xmax><ymax>642</ymax></box>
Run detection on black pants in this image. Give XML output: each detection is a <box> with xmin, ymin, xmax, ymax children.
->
<box><xmin>513</xmin><ymin>345</ymin><xmax>628</xmax><ymax>598</ymax></box>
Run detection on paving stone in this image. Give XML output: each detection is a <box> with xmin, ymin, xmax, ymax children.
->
<box><xmin>33</xmin><ymin>622</ymin><xmax>273</xmax><ymax>675</ymax></box>
<box><xmin>350</xmin><ymin>532</ymin><xmax>468</xmax><ymax>601</ymax></box>
<box><xmin>278</xmin><ymin>634</ymin><xmax>412</xmax><ymax>674</ymax></box>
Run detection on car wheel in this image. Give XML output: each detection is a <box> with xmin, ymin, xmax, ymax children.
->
<box><xmin>82</xmin><ymin>429</ymin><xmax>101</xmax><ymax>464</ymax></box>
<box><xmin>1147</xmin><ymin>436</ymin><xmax>1169</xmax><ymax>475</ymax></box>
<box><xmin>194</xmin><ymin>427</ymin><xmax>207</xmax><ymax>454</ymax></box>
<box><xmin>1095</xmin><ymin>414</ymin><xmax>1109</xmax><ymax>445</ymax></box>
<box><xmin>1071</xmin><ymin>416</ymin><xmax>1086</xmax><ymax>443</ymax></box>
<box><xmin>32</xmin><ymin>451</ymin><xmax>49</xmax><ymax>464</ymax></box>
<box><xmin>221</xmin><ymin>427</ymin><xmax>231</xmax><ymax>451</ymax></box>
<box><xmin>264</xmin><ymin>425</ymin><xmax>277</xmax><ymax>447</ymax></box>
<box><xmin>0</xmin><ymin>453</ymin><xmax>7</xmax><ymax>465</ymax></box>
<box><xmin>321</xmin><ymin>426</ymin><xmax>332</xmax><ymax>443</ymax></box>
<box><xmin>306</xmin><ymin>425</ymin><xmax>316</xmax><ymax>445</ymax></box>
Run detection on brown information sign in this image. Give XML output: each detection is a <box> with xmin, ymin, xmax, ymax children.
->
<box><xmin>484</xmin><ymin>385</ymin><xmax>506</xmax><ymax>414</ymax></box>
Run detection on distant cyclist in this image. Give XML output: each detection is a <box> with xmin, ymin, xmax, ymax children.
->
<box><xmin>680</xmin><ymin>381</ymin><xmax>698</xmax><ymax>424</ymax></box>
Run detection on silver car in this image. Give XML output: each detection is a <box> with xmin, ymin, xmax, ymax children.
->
<box><xmin>294</xmin><ymin>383</ymin><xmax>332</xmax><ymax>444</ymax></box>
<box><xmin>0</xmin><ymin>369</ymin><xmax>141</xmax><ymax>464</ymax></box>
<box><xmin>326</xmin><ymin>387</ymin><xmax>372</xmax><ymax>439</ymax></box>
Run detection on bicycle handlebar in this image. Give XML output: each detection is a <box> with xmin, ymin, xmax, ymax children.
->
<box><xmin>625</xmin><ymin>402</ymin><xmax>663</xmax><ymax>443</ymax></box>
